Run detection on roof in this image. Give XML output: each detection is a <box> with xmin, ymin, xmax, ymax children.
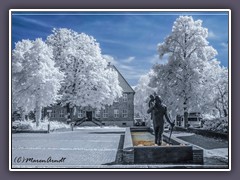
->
<box><xmin>109</xmin><ymin>64</ymin><xmax>135</xmax><ymax>94</ymax></box>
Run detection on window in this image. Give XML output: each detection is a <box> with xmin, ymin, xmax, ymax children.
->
<box><xmin>59</xmin><ymin>109</ymin><xmax>65</xmax><ymax>118</ymax></box>
<box><xmin>73</xmin><ymin>107</ymin><xmax>77</xmax><ymax>116</ymax></box>
<box><xmin>78</xmin><ymin>110</ymin><xmax>85</xmax><ymax>118</ymax></box>
<box><xmin>123</xmin><ymin>94</ymin><xmax>128</xmax><ymax>102</ymax></box>
<box><xmin>51</xmin><ymin>110</ymin><xmax>56</xmax><ymax>118</ymax></box>
<box><xmin>114</xmin><ymin>109</ymin><xmax>119</xmax><ymax>118</ymax></box>
<box><xmin>103</xmin><ymin>109</ymin><xmax>108</xmax><ymax>118</ymax></box>
<box><xmin>122</xmin><ymin>123</ymin><xmax>127</xmax><ymax>126</ymax></box>
<box><xmin>95</xmin><ymin>110</ymin><xmax>101</xmax><ymax>118</ymax></box>
<box><xmin>41</xmin><ymin>109</ymin><xmax>45</xmax><ymax>119</ymax></box>
<box><xmin>122</xmin><ymin>109</ymin><xmax>128</xmax><ymax>118</ymax></box>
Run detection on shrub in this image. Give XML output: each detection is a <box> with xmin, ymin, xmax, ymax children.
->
<box><xmin>202</xmin><ymin>117</ymin><xmax>228</xmax><ymax>133</ymax></box>
<box><xmin>12</xmin><ymin>118</ymin><xmax>70</xmax><ymax>131</ymax></box>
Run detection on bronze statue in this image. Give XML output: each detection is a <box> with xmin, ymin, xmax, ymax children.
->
<box><xmin>147</xmin><ymin>95</ymin><xmax>174</xmax><ymax>146</ymax></box>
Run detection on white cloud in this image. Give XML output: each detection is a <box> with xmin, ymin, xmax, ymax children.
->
<box><xmin>150</xmin><ymin>54</ymin><xmax>159</xmax><ymax>64</ymax></box>
<box><xmin>100</xmin><ymin>38</ymin><xmax>133</xmax><ymax>48</ymax></box>
<box><xmin>103</xmin><ymin>55</ymin><xmax>135</xmax><ymax>66</ymax></box>
<box><xmin>150</xmin><ymin>54</ymin><xmax>169</xmax><ymax>65</ymax></box>
<box><xmin>208</xmin><ymin>30</ymin><xmax>217</xmax><ymax>39</ymax></box>
<box><xmin>20</xmin><ymin>17</ymin><xmax>52</xmax><ymax>28</ymax></box>
<box><xmin>121</xmin><ymin>68</ymin><xmax>149</xmax><ymax>80</ymax></box>
<box><xmin>102</xmin><ymin>54</ymin><xmax>148</xmax><ymax>83</ymax></box>
<box><xmin>103</xmin><ymin>53</ymin><xmax>170</xmax><ymax>86</ymax></box>
<box><xmin>123</xmin><ymin>56</ymin><xmax>135</xmax><ymax>63</ymax></box>
<box><xmin>119</xmin><ymin>64</ymin><xmax>134</xmax><ymax>71</ymax></box>
<box><xmin>220</xmin><ymin>42</ymin><xmax>228</xmax><ymax>48</ymax></box>
<box><xmin>102</xmin><ymin>54</ymin><xmax>118</xmax><ymax>65</ymax></box>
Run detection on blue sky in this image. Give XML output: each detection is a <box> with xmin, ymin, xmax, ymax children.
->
<box><xmin>11</xmin><ymin>11</ymin><xmax>229</xmax><ymax>86</ymax></box>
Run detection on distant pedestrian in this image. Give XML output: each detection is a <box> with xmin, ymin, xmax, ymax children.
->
<box><xmin>147</xmin><ymin>95</ymin><xmax>174</xmax><ymax>145</ymax></box>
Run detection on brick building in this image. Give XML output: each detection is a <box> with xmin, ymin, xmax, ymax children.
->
<box><xmin>43</xmin><ymin>65</ymin><xmax>135</xmax><ymax>127</ymax></box>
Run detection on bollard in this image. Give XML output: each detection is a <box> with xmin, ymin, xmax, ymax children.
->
<box><xmin>71</xmin><ymin>123</ymin><xmax>74</xmax><ymax>131</ymax></box>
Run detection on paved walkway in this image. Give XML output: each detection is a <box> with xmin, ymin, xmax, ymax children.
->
<box><xmin>12</xmin><ymin>128</ymin><xmax>125</xmax><ymax>167</ymax></box>
<box><xmin>176</xmin><ymin>134</ymin><xmax>228</xmax><ymax>149</ymax></box>
<box><xmin>169</xmin><ymin>131</ymin><xmax>229</xmax><ymax>166</ymax></box>
<box><xmin>11</xmin><ymin>128</ymin><xmax>229</xmax><ymax>169</ymax></box>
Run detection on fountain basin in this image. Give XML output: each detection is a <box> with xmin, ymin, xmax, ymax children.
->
<box><xmin>122</xmin><ymin>127</ymin><xmax>203</xmax><ymax>165</ymax></box>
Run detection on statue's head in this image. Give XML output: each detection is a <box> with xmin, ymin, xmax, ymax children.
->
<box><xmin>155</xmin><ymin>95</ymin><xmax>162</xmax><ymax>104</ymax></box>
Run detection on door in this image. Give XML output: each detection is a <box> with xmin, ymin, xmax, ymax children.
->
<box><xmin>86</xmin><ymin>111</ymin><xmax>92</xmax><ymax>121</ymax></box>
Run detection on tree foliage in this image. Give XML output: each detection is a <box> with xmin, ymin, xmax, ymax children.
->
<box><xmin>134</xmin><ymin>70</ymin><xmax>156</xmax><ymax>126</ymax></box>
<box><xmin>46</xmin><ymin>28</ymin><xmax>122</xmax><ymax>109</ymax></box>
<box><xmin>12</xmin><ymin>38</ymin><xmax>64</xmax><ymax>126</ymax></box>
<box><xmin>149</xmin><ymin>16</ymin><xmax>228</xmax><ymax>120</ymax></box>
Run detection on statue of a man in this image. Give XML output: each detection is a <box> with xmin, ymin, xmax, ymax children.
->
<box><xmin>147</xmin><ymin>95</ymin><xmax>174</xmax><ymax>146</ymax></box>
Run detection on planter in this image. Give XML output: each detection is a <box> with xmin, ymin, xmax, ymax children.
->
<box><xmin>122</xmin><ymin>127</ymin><xmax>203</xmax><ymax>165</ymax></box>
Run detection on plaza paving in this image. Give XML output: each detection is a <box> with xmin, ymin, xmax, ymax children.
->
<box><xmin>12</xmin><ymin>128</ymin><xmax>125</xmax><ymax>167</ymax></box>
<box><xmin>11</xmin><ymin>127</ymin><xmax>229</xmax><ymax>169</ymax></box>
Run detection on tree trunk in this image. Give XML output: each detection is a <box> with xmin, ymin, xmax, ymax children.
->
<box><xmin>222</xmin><ymin>100</ymin><xmax>228</xmax><ymax>117</ymax></box>
<box><xmin>183</xmin><ymin>101</ymin><xmax>188</xmax><ymax>128</ymax></box>
<box><xmin>223</xmin><ymin>108</ymin><xmax>228</xmax><ymax>117</ymax></box>
<box><xmin>21</xmin><ymin>109</ymin><xmax>26</xmax><ymax>121</ymax></box>
<box><xmin>66</xmin><ymin>103</ymin><xmax>71</xmax><ymax>121</ymax></box>
<box><xmin>35</xmin><ymin>102</ymin><xmax>42</xmax><ymax>127</ymax></box>
<box><xmin>215</xmin><ymin>104</ymin><xmax>222</xmax><ymax>118</ymax></box>
<box><xmin>25</xmin><ymin>113</ymin><xmax>29</xmax><ymax>121</ymax></box>
<box><xmin>184</xmin><ymin>111</ymin><xmax>188</xmax><ymax>128</ymax></box>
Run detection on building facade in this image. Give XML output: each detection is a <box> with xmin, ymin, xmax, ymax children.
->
<box><xmin>43</xmin><ymin>65</ymin><xmax>135</xmax><ymax>127</ymax></box>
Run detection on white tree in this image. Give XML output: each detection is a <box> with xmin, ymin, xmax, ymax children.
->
<box><xmin>200</xmin><ymin>60</ymin><xmax>228</xmax><ymax>117</ymax></box>
<box><xmin>154</xmin><ymin>16</ymin><xmax>218</xmax><ymax>126</ymax></box>
<box><xmin>150</xmin><ymin>63</ymin><xmax>180</xmax><ymax>118</ymax></box>
<box><xmin>214</xmin><ymin>68</ymin><xmax>228</xmax><ymax>117</ymax></box>
<box><xmin>134</xmin><ymin>70</ymin><xmax>156</xmax><ymax>127</ymax></box>
<box><xmin>46</xmin><ymin>28</ymin><xmax>122</xmax><ymax>113</ymax></box>
<box><xmin>12</xmin><ymin>38</ymin><xmax>64</xmax><ymax>126</ymax></box>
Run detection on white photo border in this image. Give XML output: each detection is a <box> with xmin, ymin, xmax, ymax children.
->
<box><xmin>9</xmin><ymin>9</ymin><xmax>231</xmax><ymax>172</ymax></box>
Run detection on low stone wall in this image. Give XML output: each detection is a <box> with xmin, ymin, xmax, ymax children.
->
<box><xmin>163</xmin><ymin>130</ymin><xmax>204</xmax><ymax>165</ymax></box>
<box><xmin>134</xmin><ymin>146</ymin><xmax>193</xmax><ymax>164</ymax></box>
<box><xmin>192</xmin><ymin>146</ymin><xmax>204</xmax><ymax>164</ymax></box>
<box><xmin>122</xmin><ymin>127</ymin><xmax>134</xmax><ymax>164</ymax></box>
<box><xmin>130</xmin><ymin>127</ymin><xmax>151</xmax><ymax>132</ymax></box>
<box><xmin>122</xmin><ymin>128</ymin><xmax>204</xmax><ymax>165</ymax></box>
<box><xmin>102</xmin><ymin>120</ymin><xmax>133</xmax><ymax>127</ymax></box>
